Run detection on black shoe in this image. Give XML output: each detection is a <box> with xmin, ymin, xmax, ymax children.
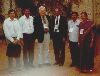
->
<box><xmin>59</xmin><ymin>63</ymin><xmax>63</xmax><ymax>66</ymax></box>
<box><xmin>80</xmin><ymin>69</ymin><xmax>88</xmax><ymax>73</ymax></box>
<box><xmin>75</xmin><ymin>65</ymin><xmax>80</xmax><ymax>69</ymax></box>
<box><xmin>54</xmin><ymin>62</ymin><xmax>59</xmax><ymax>65</ymax></box>
<box><xmin>87</xmin><ymin>68</ymin><xmax>94</xmax><ymax>73</ymax></box>
<box><xmin>69</xmin><ymin>64</ymin><xmax>75</xmax><ymax>67</ymax></box>
<box><xmin>88</xmin><ymin>69</ymin><xmax>93</xmax><ymax>72</ymax></box>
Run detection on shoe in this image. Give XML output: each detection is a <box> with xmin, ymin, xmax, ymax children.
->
<box><xmin>59</xmin><ymin>63</ymin><xmax>63</xmax><ymax>66</ymax></box>
<box><xmin>9</xmin><ymin>71</ymin><xmax>14</xmax><ymax>74</ymax></box>
<box><xmin>75</xmin><ymin>64</ymin><xmax>80</xmax><ymax>68</ymax></box>
<box><xmin>38</xmin><ymin>64</ymin><xmax>43</xmax><ymax>67</ymax></box>
<box><xmin>44</xmin><ymin>63</ymin><xmax>51</xmax><ymax>66</ymax></box>
<box><xmin>87</xmin><ymin>69</ymin><xmax>94</xmax><ymax>73</ymax></box>
<box><xmin>80</xmin><ymin>69</ymin><xmax>88</xmax><ymax>73</ymax></box>
<box><xmin>16</xmin><ymin>67</ymin><xmax>22</xmax><ymax>71</ymax></box>
<box><xmin>9</xmin><ymin>69</ymin><xmax>14</xmax><ymax>74</ymax></box>
<box><xmin>29</xmin><ymin>64</ymin><xmax>34</xmax><ymax>68</ymax></box>
<box><xmin>69</xmin><ymin>64</ymin><xmax>75</xmax><ymax>67</ymax></box>
<box><xmin>89</xmin><ymin>69</ymin><xmax>93</xmax><ymax>72</ymax></box>
<box><xmin>54</xmin><ymin>62</ymin><xmax>59</xmax><ymax>65</ymax></box>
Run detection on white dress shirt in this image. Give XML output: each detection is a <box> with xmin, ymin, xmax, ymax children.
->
<box><xmin>68</xmin><ymin>19</ymin><xmax>80</xmax><ymax>42</ymax></box>
<box><xmin>3</xmin><ymin>18</ymin><xmax>23</xmax><ymax>42</ymax></box>
<box><xmin>19</xmin><ymin>15</ymin><xmax>34</xmax><ymax>34</ymax></box>
<box><xmin>41</xmin><ymin>16</ymin><xmax>49</xmax><ymax>29</ymax></box>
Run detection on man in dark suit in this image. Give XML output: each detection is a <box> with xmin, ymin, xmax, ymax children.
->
<box><xmin>34</xmin><ymin>6</ymin><xmax>51</xmax><ymax>65</ymax></box>
<box><xmin>51</xmin><ymin>8</ymin><xmax>68</xmax><ymax>66</ymax></box>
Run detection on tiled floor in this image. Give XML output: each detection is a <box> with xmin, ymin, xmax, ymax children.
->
<box><xmin>0</xmin><ymin>40</ymin><xmax>100</xmax><ymax>76</ymax></box>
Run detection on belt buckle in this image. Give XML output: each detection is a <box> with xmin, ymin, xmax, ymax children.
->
<box><xmin>55</xmin><ymin>29</ymin><xmax>58</xmax><ymax>32</ymax></box>
<box><xmin>12</xmin><ymin>37</ymin><xmax>17</xmax><ymax>40</ymax></box>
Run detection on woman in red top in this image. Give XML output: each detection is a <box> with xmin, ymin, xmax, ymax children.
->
<box><xmin>78</xmin><ymin>12</ymin><xmax>95</xmax><ymax>73</ymax></box>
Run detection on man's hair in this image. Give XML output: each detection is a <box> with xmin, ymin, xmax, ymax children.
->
<box><xmin>71</xmin><ymin>12</ymin><xmax>78</xmax><ymax>16</ymax></box>
<box><xmin>8</xmin><ymin>9</ymin><xmax>15</xmax><ymax>14</ymax></box>
<box><xmin>39</xmin><ymin>6</ymin><xmax>46</xmax><ymax>12</ymax></box>
<box><xmin>23</xmin><ymin>8</ymin><xmax>30</xmax><ymax>11</ymax></box>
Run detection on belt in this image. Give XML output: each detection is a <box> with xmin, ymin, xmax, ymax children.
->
<box><xmin>23</xmin><ymin>33</ymin><xmax>33</xmax><ymax>35</ymax></box>
<box><xmin>12</xmin><ymin>37</ymin><xmax>17</xmax><ymax>38</ymax></box>
<box><xmin>12</xmin><ymin>37</ymin><xmax>17</xmax><ymax>40</ymax></box>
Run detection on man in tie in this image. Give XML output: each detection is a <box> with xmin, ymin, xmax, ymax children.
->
<box><xmin>51</xmin><ymin>8</ymin><xmax>68</xmax><ymax>66</ymax></box>
<box><xmin>34</xmin><ymin>6</ymin><xmax>51</xmax><ymax>66</ymax></box>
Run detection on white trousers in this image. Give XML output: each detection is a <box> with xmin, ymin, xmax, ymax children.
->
<box><xmin>38</xmin><ymin>33</ymin><xmax>50</xmax><ymax>64</ymax></box>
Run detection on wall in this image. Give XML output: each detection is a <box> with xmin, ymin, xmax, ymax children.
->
<box><xmin>72</xmin><ymin>0</ymin><xmax>100</xmax><ymax>25</ymax></box>
<box><xmin>72</xmin><ymin>0</ymin><xmax>93</xmax><ymax>20</ymax></box>
<box><xmin>2</xmin><ymin>0</ymin><xmax>15</xmax><ymax>17</ymax></box>
<box><xmin>93</xmin><ymin>0</ymin><xmax>100</xmax><ymax>25</ymax></box>
<box><xmin>1</xmin><ymin>0</ymin><xmax>100</xmax><ymax>25</ymax></box>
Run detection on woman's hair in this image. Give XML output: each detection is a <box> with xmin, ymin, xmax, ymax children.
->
<box><xmin>71</xmin><ymin>12</ymin><xmax>78</xmax><ymax>16</ymax></box>
<box><xmin>81</xmin><ymin>12</ymin><xmax>88</xmax><ymax>16</ymax></box>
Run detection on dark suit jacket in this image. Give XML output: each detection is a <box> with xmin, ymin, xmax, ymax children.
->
<box><xmin>50</xmin><ymin>15</ymin><xmax>68</xmax><ymax>40</ymax></box>
<box><xmin>33</xmin><ymin>15</ymin><xmax>51</xmax><ymax>43</ymax></box>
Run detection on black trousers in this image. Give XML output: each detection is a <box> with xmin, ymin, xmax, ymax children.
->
<box><xmin>23</xmin><ymin>33</ymin><xmax>35</xmax><ymax>66</ymax></box>
<box><xmin>7</xmin><ymin>43</ymin><xmax>21</xmax><ymax>57</ymax></box>
<box><xmin>53</xmin><ymin>32</ymin><xmax>65</xmax><ymax>65</ymax></box>
<box><xmin>69</xmin><ymin>41</ymin><xmax>79</xmax><ymax>66</ymax></box>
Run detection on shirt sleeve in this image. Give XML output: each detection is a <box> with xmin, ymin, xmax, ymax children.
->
<box><xmin>3</xmin><ymin>20</ymin><xmax>14</xmax><ymax>42</ymax></box>
<box><xmin>19</xmin><ymin>17</ymin><xmax>24</xmax><ymax>33</ymax></box>
<box><xmin>16</xmin><ymin>20</ymin><xmax>23</xmax><ymax>40</ymax></box>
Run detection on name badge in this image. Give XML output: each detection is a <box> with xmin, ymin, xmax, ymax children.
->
<box><xmin>28</xmin><ymin>25</ymin><xmax>31</xmax><ymax>28</ymax></box>
<box><xmin>80</xmin><ymin>29</ymin><xmax>84</xmax><ymax>34</ymax></box>
<box><xmin>44</xmin><ymin>24</ymin><xmax>48</xmax><ymax>29</ymax></box>
<box><xmin>54</xmin><ymin>28</ymin><xmax>59</xmax><ymax>32</ymax></box>
<box><xmin>56</xmin><ymin>30</ymin><xmax>59</xmax><ymax>32</ymax></box>
<box><xmin>69</xmin><ymin>28</ymin><xmax>73</xmax><ymax>32</ymax></box>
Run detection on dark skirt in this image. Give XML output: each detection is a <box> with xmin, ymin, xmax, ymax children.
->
<box><xmin>79</xmin><ymin>34</ymin><xmax>95</xmax><ymax>70</ymax></box>
<box><xmin>6</xmin><ymin>43</ymin><xmax>21</xmax><ymax>57</ymax></box>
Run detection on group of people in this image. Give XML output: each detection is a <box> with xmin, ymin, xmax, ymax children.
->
<box><xmin>3</xmin><ymin>5</ymin><xmax>95</xmax><ymax>73</ymax></box>
<box><xmin>68</xmin><ymin>12</ymin><xmax>95</xmax><ymax>73</ymax></box>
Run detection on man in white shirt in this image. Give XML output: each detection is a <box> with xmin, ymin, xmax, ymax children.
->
<box><xmin>68</xmin><ymin>12</ymin><xmax>80</xmax><ymax>67</ymax></box>
<box><xmin>19</xmin><ymin>8</ymin><xmax>35</xmax><ymax>68</ymax></box>
<box><xmin>3</xmin><ymin>9</ymin><xmax>22</xmax><ymax>72</ymax></box>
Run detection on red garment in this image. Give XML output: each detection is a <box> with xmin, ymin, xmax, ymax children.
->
<box><xmin>79</xmin><ymin>20</ymin><xmax>95</xmax><ymax>70</ymax></box>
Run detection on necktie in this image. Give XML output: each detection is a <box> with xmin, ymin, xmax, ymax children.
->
<box><xmin>56</xmin><ymin>16</ymin><xmax>58</xmax><ymax>25</ymax></box>
<box><xmin>42</xmin><ymin>16</ymin><xmax>46</xmax><ymax>24</ymax></box>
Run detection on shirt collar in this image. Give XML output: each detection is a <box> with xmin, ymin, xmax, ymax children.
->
<box><xmin>23</xmin><ymin>15</ymin><xmax>31</xmax><ymax>19</ymax></box>
<box><xmin>71</xmin><ymin>19</ymin><xmax>79</xmax><ymax>23</ymax></box>
<box><xmin>56</xmin><ymin>15</ymin><xmax>60</xmax><ymax>18</ymax></box>
<box><xmin>8</xmin><ymin>17</ymin><xmax>17</xmax><ymax>21</ymax></box>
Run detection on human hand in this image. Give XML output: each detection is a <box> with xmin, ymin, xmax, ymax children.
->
<box><xmin>44</xmin><ymin>28</ymin><xmax>49</xmax><ymax>33</ymax></box>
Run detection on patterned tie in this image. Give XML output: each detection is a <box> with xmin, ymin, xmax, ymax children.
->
<box><xmin>56</xmin><ymin>16</ymin><xmax>58</xmax><ymax>25</ymax></box>
<box><xmin>42</xmin><ymin>16</ymin><xmax>46</xmax><ymax>24</ymax></box>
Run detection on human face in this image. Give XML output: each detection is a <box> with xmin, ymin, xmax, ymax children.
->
<box><xmin>24</xmin><ymin>9</ymin><xmax>30</xmax><ymax>18</ymax></box>
<box><xmin>54</xmin><ymin>8</ymin><xmax>61</xmax><ymax>16</ymax></box>
<box><xmin>9</xmin><ymin>11</ymin><xmax>15</xmax><ymax>19</ymax></box>
<box><xmin>81</xmin><ymin>13</ymin><xmax>88</xmax><ymax>22</ymax></box>
<box><xmin>71</xmin><ymin>13</ymin><xmax>78</xmax><ymax>21</ymax></box>
<box><xmin>39</xmin><ymin>9</ymin><xmax>46</xmax><ymax>16</ymax></box>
